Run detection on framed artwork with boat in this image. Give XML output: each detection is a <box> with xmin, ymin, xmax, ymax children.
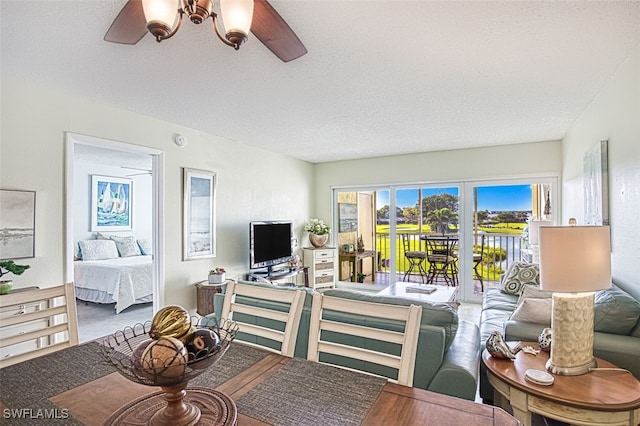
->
<box><xmin>91</xmin><ymin>175</ymin><xmax>132</xmax><ymax>232</ymax></box>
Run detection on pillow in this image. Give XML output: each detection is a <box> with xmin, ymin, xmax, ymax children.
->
<box><xmin>516</xmin><ymin>284</ymin><xmax>552</xmax><ymax>306</ymax></box>
<box><xmin>501</xmin><ymin>262</ymin><xmax>540</xmax><ymax>295</ymax></box>
<box><xmin>137</xmin><ymin>239</ymin><xmax>152</xmax><ymax>255</ymax></box>
<box><xmin>111</xmin><ymin>235</ymin><xmax>142</xmax><ymax>257</ymax></box>
<box><xmin>594</xmin><ymin>284</ymin><xmax>640</xmax><ymax>335</ymax></box>
<box><xmin>78</xmin><ymin>240</ymin><xmax>119</xmax><ymax>261</ymax></box>
<box><xmin>509</xmin><ymin>298</ymin><xmax>552</xmax><ymax>325</ymax></box>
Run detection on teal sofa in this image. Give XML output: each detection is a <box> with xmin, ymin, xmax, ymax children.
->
<box><xmin>479</xmin><ymin>279</ymin><xmax>640</xmax><ymax>402</ymax></box>
<box><xmin>213</xmin><ymin>280</ymin><xmax>481</xmax><ymax>401</ymax></box>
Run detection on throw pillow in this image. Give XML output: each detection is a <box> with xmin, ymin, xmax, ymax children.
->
<box><xmin>137</xmin><ymin>239</ymin><xmax>152</xmax><ymax>255</ymax></box>
<box><xmin>509</xmin><ymin>298</ymin><xmax>552</xmax><ymax>325</ymax></box>
<box><xmin>501</xmin><ymin>262</ymin><xmax>540</xmax><ymax>295</ymax></box>
<box><xmin>594</xmin><ymin>284</ymin><xmax>640</xmax><ymax>335</ymax></box>
<box><xmin>78</xmin><ymin>240</ymin><xmax>119</xmax><ymax>261</ymax></box>
<box><xmin>112</xmin><ymin>235</ymin><xmax>142</xmax><ymax>257</ymax></box>
<box><xmin>516</xmin><ymin>284</ymin><xmax>552</xmax><ymax>306</ymax></box>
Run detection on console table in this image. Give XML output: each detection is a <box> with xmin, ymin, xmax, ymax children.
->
<box><xmin>339</xmin><ymin>250</ymin><xmax>377</xmax><ymax>282</ymax></box>
<box><xmin>483</xmin><ymin>342</ymin><xmax>640</xmax><ymax>426</ymax></box>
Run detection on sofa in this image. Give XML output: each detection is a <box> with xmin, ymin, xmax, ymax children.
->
<box><xmin>212</xmin><ymin>280</ymin><xmax>481</xmax><ymax>401</ymax></box>
<box><xmin>479</xmin><ymin>264</ymin><xmax>640</xmax><ymax>402</ymax></box>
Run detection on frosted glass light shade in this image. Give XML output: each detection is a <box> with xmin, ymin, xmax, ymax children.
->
<box><xmin>220</xmin><ymin>0</ymin><xmax>254</xmax><ymax>36</ymax></box>
<box><xmin>142</xmin><ymin>0</ymin><xmax>179</xmax><ymax>28</ymax></box>
<box><xmin>539</xmin><ymin>226</ymin><xmax>611</xmax><ymax>293</ymax></box>
<box><xmin>528</xmin><ymin>220</ymin><xmax>552</xmax><ymax>246</ymax></box>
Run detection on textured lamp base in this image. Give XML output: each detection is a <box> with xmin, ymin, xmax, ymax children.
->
<box><xmin>546</xmin><ymin>356</ymin><xmax>597</xmax><ymax>376</ymax></box>
<box><xmin>547</xmin><ymin>292</ymin><xmax>597</xmax><ymax>376</ymax></box>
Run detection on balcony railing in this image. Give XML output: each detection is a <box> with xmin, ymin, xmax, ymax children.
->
<box><xmin>374</xmin><ymin>232</ymin><xmax>526</xmax><ymax>288</ymax></box>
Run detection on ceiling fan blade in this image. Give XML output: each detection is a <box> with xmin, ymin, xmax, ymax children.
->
<box><xmin>251</xmin><ymin>0</ymin><xmax>307</xmax><ymax>63</ymax></box>
<box><xmin>104</xmin><ymin>0</ymin><xmax>148</xmax><ymax>45</ymax></box>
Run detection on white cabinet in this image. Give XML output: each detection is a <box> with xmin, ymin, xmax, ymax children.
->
<box><xmin>303</xmin><ymin>247</ymin><xmax>337</xmax><ymax>290</ymax></box>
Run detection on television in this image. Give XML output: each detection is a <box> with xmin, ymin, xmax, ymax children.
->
<box><xmin>249</xmin><ymin>221</ymin><xmax>293</xmax><ymax>274</ymax></box>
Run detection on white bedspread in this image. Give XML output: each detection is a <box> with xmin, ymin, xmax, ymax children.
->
<box><xmin>74</xmin><ymin>255</ymin><xmax>153</xmax><ymax>314</ymax></box>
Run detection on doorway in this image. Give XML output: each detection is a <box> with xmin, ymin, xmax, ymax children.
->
<box><xmin>64</xmin><ymin>133</ymin><xmax>165</xmax><ymax>342</ymax></box>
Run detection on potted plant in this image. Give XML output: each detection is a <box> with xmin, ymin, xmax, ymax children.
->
<box><xmin>208</xmin><ymin>267</ymin><xmax>226</xmax><ymax>284</ymax></box>
<box><xmin>357</xmin><ymin>273</ymin><xmax>367</xmax><ymax>283</ymax></box>
<box><xmin>304</xmin><ymin>218</ymin><xmax>330</xmax><ymax>248</ymax></box>
<box><xmin>0</xmin><ymin>260</ymin><xmax>31</xmax><ymax>295</ymax></box>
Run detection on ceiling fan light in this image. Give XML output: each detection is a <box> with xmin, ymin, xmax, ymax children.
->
<box><xmin>142</xmin><ymin>0</ymin><xmax>180</xmax><ymax>39</ymax></box>
<box><xmin>220</xmin><ymin>0</ymin><xmax>254</xmax><ymax>39</ymax></box>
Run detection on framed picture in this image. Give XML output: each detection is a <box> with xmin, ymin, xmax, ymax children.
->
<box><xmin>0</xmin><ymin>189</ymin><xmax>36</xmax><ymax>259</ymax></box>
<box><xmin>339</xmin><ymin>203</ymin><xmax>358</xmax><ymax>232</ymax></box>
<box><xmin>91</xmin><ymin>175</ymin><xmax>133</xmax><ymax>231</ymax></box>
<box><xmin>583</xmin><ymin>140</ymin><xmax>609</xmax><ymax>225</ymax></box>
<box><xmin>183</xmin><ymin>168</ymin><xmax>216</xmax><ymax>261</ymax></box>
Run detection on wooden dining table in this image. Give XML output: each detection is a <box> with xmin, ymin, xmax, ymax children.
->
<box><xmin>0</xmin><ymin>340</ymin><xmax>519</xmax><ymax>425</ymax></box>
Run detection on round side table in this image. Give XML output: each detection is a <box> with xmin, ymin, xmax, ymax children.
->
<box><xmin>482</xmin><ymin>342</ymin><xmax>640</xmax><ymax>426</ymax></box>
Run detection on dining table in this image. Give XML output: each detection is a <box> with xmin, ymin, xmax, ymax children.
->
<box><xmin>0</xmin><ymin>339</ymin><xmax>519</xmax><ymax>425</ymax></box>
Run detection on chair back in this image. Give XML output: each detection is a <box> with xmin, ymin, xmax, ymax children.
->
<box><xmin>220</xmin><ymin>280</ymin><xmax>305</xmax><ymax>357</ymax></box>
<box><xmin>401</xmin><ymin>233</ymin><xmax>411</xmax><ymax>252</ymax></box>
<box><xmin>425</xmin><ymin>235</ymin><xmax>457</xmax><ymax>258</ymax></box>
<box><xmin>307</xmin><ymin>293</ymin><xmax>422</xmax><ymax>386</ymax></box>
<box><xmin>0</xmin><ymin>283</ymin><xmax>79</xmax><ymax>368</ymax></box>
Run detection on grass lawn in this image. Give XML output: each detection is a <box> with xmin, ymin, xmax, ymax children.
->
<box><xmin>373</xmin><ymin>223</ymin><xmax>524</xmax><ymax>279</ymax></box>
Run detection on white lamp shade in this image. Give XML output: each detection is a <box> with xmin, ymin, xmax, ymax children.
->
<box><xmin>142</xmin><ymin>0</ymin><xmax>179</xmax><ymax>28</ymax></box>
<box><xmin>220</xmin><ymin>0</ymin><xmax>254</xmax><ymax>36</ymax></box>
<box><xmin>539</xmin><ymin>226</ymin><xmax>611</xmax><ymax>293</ymax></box>
<box><xmin>528</xmin><ymin>220</ymin><xmax>553</xmax><ymax>245</ymax></box>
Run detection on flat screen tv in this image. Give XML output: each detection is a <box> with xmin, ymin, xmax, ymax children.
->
<box><xmin>249</xmin><ymin>221</ymin><xmax>293</xmax><ymax>273</ymax></box>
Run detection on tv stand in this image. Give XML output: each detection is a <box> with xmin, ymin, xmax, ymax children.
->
<box><xmin>247</xmin><ymin>266</ymin><xmax>309</xmax><ymax>287</ymax></box>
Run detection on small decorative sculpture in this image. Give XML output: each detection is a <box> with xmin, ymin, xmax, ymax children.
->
<box><xmin>486</xmin><ymin>331</ymin><xmax>518</xmax><ymax>360</ymax></box>
<box><xmin>538</xmin><ymin>327</ymin><xmax>552</xmax><ymax>352</ymax></box>
<box><xmin>357</xmin><ymin>235</ymin><xmax>365</xmax><ymax>252</ymax></box>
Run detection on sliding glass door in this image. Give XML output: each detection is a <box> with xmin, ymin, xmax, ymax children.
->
<box><xmin>333</xmin><ymin>176</ymin><xmax>557</xmax><ymax>303</ymax></box>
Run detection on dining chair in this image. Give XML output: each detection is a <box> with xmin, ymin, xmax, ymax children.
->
<box><xmin>0</xmin><ymin>283</ymin><xmax>79</xmax><ymax>368</ymax></box>
<box><xmin>425</xmin><ymin>235</ymin><xmax>458</xmax><ymax>286</ymax></box>
<box><xmin>220</xmin><ymin>280</ymin><xmax>305</xmax><ymax>357</ymax></box>
<box><xmin>307</xmin><ymin>293</ymin><xmax>422</xmax><ymax>386</ymax></box>
<box><xmin>401</xmin><ymin>233</ymin><xmax>428</xmax><ymax>283</ymax></box>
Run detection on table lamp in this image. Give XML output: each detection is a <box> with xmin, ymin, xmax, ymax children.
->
<box><xmin>538</xmin><ymin>225</ymin><xmax>611</xmax><ymax>375</ymax></box>
<box><xmin>528</xmin><ymin>220</ymin><xmax>552</xmax><ymax>263</ymax></box>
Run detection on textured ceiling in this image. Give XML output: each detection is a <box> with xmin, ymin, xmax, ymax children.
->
<box><xmin>2</xmin><ymin>1</ymin><xmax>639</xmax><ymax>163</ymax></box>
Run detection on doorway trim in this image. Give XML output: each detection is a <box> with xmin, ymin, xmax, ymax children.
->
<box><xmin>63</xmin><ymin>132</ymin><xmax>165</xmax><ymax>308</ymax></box>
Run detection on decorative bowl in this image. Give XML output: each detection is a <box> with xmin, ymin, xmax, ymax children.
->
<box><xmin>101</xmin><ymin>316</ymin><xmax>238</xmax><ymax>425</ymax></box>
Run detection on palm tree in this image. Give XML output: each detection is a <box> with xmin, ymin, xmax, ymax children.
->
<box><xmin>426</xmin><ymin>208</ymin><xmax>457</xmax><ymax>235</ymax></box>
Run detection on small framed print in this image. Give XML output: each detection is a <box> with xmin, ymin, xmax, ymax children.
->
<box><xmin>183</xmin><ymin>168</ymin><xmax>216</xmax><ymax>261</ymax></box>
<box><xmin>91</xmin><ymin>175</ymin><xmax>133</xmax><ymax>231</ymax></box>
<box><xmin>0</xmin><ymin>189</ymin><xmax>36</xmax><ymax>259</ymax></box>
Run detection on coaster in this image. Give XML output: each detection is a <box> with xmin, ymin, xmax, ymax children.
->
<box><xmin>524</xmin><ymin>369</ymin><xmax>554</xmax><ymax>386</ymax></box>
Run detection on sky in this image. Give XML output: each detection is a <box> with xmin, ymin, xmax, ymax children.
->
<box><xmin>376</xmin><ymin>184</ymin><xmax>532</xmax><ymax>211</ymax></box>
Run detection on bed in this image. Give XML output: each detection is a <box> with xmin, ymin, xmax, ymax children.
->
<box><xmin>74</xmin><ymin>238</ymin><xmax>153</xmax><ymax>314</ymax></box>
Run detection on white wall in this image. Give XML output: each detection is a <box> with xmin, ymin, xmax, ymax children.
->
<box><xmin>561</xmin><ymin>43</ymin><xmax>640</xmax><ymax>294</ymax></box>
<box><xmin>0</xmin><ymin>78</ymin><xmax>315</xmax><ymax>311</ymax></box>
<box><xmin>314</xmin><ymin>140</ymin><xmax>563</xmax><ymax>222</ymax></box>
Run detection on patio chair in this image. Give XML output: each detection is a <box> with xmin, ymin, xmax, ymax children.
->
<box><xmin>401</xmin><ymin>234</ymin><xmax>428</xmax><ymax>283</ymax></box>
<box><xmin>425</xmin><ymin>235</ymin><xmax>458</xmax><ymax>286</ymax></box>
<box><xmin>220</xmin><ymin>280</ymin><xmax>305</xmax><ymax>357</ymax></box>
<box><xmin>307</xmin><ymin>293</ymin><xmax>422</xmax><ymax>386</ymax></box>
<box><xmin>473</xmin><ymin>235</ymin><xmax>486</xmax><ymax>291</ymax></box>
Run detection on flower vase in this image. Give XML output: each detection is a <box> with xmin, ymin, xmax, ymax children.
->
<box><xmin>309</xmin><ymin>234</ymin><xmax>328</xmax><ymax>248</ymax></box>
<box><xmin>208</xmin><ymin>273</ymin><xmax>225</xmax><ymax>284</ymax></box>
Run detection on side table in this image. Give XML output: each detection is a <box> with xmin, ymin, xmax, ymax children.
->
<box><xmin>195</xmin><ymin>281</ymin><xmax>226</xmax><ymax>316</ymax></box>
<box><xmin>482</xmin><ymin>342</ymin><xmax>640</xmax><ymax>426</ymax></box>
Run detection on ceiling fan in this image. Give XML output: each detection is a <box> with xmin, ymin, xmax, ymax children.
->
<box><xmin>104</xmin><ymin>0</ymin><xmax>307</xmax><ymax>62</ymax></box>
